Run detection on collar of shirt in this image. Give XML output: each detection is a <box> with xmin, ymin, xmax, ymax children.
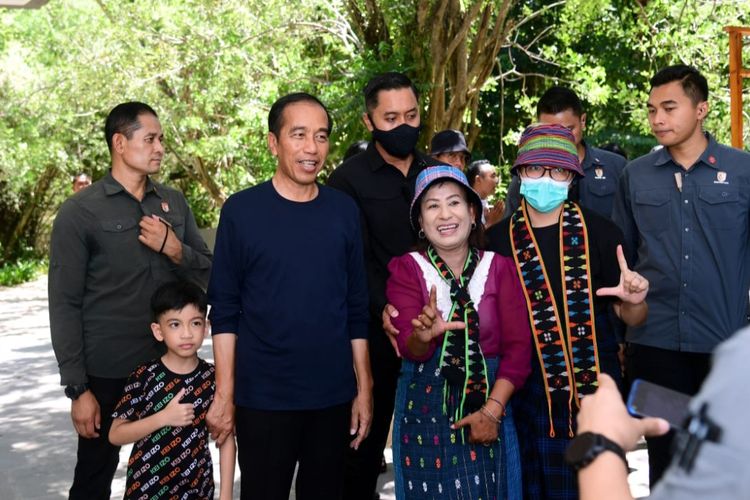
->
<box><xmin>654</xmin><ymin>132</ymin><xmax>721</xmax><ymax>170</ymax></box>
<box><xmin>102</xmin><ymin>169</ymin><xmax>162</xmax><ymax>198</ymax></box>
<box><xmin>581</xmin><ymin>141</ymin><xmax>615</xmax><ymax>170</ymax></box>
<box><xmin>580</xmin><ymin>141</ymin><xmax>595</xmax><ymax>171</ymax></box>
<box><xmin>364</xmin><ymin>141</ymin><xmax>425</xmax><ymax>179</ymax></box>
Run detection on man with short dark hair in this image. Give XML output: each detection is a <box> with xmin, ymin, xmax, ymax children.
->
<box><xmin>467</xmin><ymin>159</ymin><xmax>503</xmax><ymax>226</ymax></box>
<box><xmin>328</xmin><ymin>72</ymin><xmax>440</xmax><ymax>500</ymax></box>
<box><xmin>612</xmin><ymin>64</ymin><xmax>750</xmax><ymax>485</ymax></box>
<box><xmin>504</xmin><ymin>86</ymin><xmax>627</xmax><ymax>218</ymax></box>
<box><xmin>49</xmin><ymin>101</ymin><xmax>212</xmax><ymax>499</ymax></box>
<box><xmin>207</xmin><ymin>92</ymin><xmax>372</xmax><ymax>500</ymax></box>
<box><xmin>430</xmin><ymin>129</ymin><xmax>471</xmax><ymax>169</ymax></box>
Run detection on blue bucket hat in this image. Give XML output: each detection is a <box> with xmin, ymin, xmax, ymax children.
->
<box><xmin>410</xmin><ymin>165</ymin><xmax>483</xmax><ymax>231</ymax></box>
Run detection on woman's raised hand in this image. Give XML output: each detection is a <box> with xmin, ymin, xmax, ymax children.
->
<box><xmin>596</xmin><ymin>244</ymin><xmax>649</xmax><ymax>305</ymax></box>
<box><xmin>411</xmin><ymin>285</ymin><xmax>466</xmax><ymax>343</ymax></box>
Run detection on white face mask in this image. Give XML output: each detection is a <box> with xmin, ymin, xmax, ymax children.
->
<box><xmin>520</xmin><ymin>176</ymin><xmax>570</xmax><ymax>213</ymax></box>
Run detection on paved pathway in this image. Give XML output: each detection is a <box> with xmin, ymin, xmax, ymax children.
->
<box><xmin>0</xmin><ymin>276</ymin><xmax>647</xmax><ymax>499</ymax></box>
<box><xmin>0</xmin><ymin>276</ymin><xmax>395</xmax><ymax>499</ymax></box>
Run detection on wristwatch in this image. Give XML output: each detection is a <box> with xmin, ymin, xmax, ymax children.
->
<box><xmin>64</xmin><ymin>383</ymin><xmax>89</xmax><ymax>400</ymax></box>
<box><xmin>564</xmin><ymin>432</ymin><xmax>628</xmax><ymax>471</ymax></box>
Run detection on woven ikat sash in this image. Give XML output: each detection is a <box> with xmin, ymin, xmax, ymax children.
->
<box><xmin>510</xmin><ymin>200</ymin><xmax>600</xmax><ymax>437</ymax></box>
<box><xmin>427</xmin><ymin>245</ymin><xmax>489</xmax><ymax>421</ymax></box>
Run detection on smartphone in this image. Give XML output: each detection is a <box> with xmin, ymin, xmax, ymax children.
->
<box><xmin>626</xmin><ymin>379</ymin><xmax>692</xmax><ymax>429</ymax></box>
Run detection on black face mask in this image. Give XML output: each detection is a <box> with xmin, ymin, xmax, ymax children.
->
<box><xmin>370</xmin><ymin>122</ymin><xmax>421</xmax><ymax>159</ymax></box>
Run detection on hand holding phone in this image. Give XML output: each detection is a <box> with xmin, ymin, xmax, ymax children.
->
<box><xmin>627</xmin><ymin>379</ymin><xmax>691</xmax><ymax>429</ymax></box>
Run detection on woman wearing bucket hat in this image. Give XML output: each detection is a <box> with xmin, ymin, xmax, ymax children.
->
<box><xmin>385</xmin><ymin>165</ymin><xmax>532</xmax><ymax>499</ymax></box>
<box><xmin>485</xmin><ymin>123</ymin><xmax>650</xmax><ymax>499</ymax></box>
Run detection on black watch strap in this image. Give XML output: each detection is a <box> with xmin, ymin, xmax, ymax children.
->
<box><xmin>565</xmin><ymin>432</ymin><xmax>628</xmax><ymax>471</ymax></box>
<box><xmin>64</xmin><ymin>383</ymin><xmax>89</xmax><ymax>400</ymax></box>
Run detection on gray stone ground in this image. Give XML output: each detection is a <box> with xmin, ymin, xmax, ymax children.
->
<box><xmin>0</xmin><ymin>276</ymin><xmax>645</xmax><ymax>499</ymax></box>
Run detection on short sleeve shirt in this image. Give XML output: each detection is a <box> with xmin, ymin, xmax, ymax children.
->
<box><xmin>113</xmin><ymin>358</ymin><xmax>215</xmax><ymax>500</ymax></box>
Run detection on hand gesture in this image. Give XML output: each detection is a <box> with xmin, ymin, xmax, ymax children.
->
<box><xmin>71</xmin><ymin>390</ymin><xmax>101</xmax><ymax>438</ymax></box>
<box><xmin>160</xmin><ymin>388</ymin><xmax>195</xmax><ymax>428</ymax></box>
<box><xmin>577</xmin><ymin>374</ymin><xmax>668</xmax><ymax>452</ymax></box>
<box><xmin>139</xmin><ymin>215</ymin><xmax>181</xmax><ymax>262</ymax></box>
<box><xmin>596</xmin><ymin>245</ymin><xmax>649</xmax><ymax>305</ymax></box>
<box><xmin>381</xmin><ymin>303</ymin><xmax>401</xmax><ymax>357</ymax></box>
<box><xmin>411</xmin><ymin>286</ymin><xmax>466</xmax><ymax>343</ymax></box>
<box><xmin>452</xmin><ymin>409</ymin><xmax>499</xmax><ymax>445</ymax></box>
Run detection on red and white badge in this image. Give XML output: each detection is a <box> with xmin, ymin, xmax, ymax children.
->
<box><xmin>161</xmin><ymin>201</ymin><xmax>170</xmax><ymax>213</ymax></box>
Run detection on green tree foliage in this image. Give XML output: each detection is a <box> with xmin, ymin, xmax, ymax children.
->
<box><xmin>483</xmin><ymin>0</ymin><xmax>750</xmax><ymax>163</ymax></box>
<box><xmin>345</xmin><ymin>0</ymin><xmax>517</xmax><ymax>149</ymax></box>
<box><xmin>0</xmin><ymin>0</ymin><xmax>359</xmax><ymax>263</ymax></box>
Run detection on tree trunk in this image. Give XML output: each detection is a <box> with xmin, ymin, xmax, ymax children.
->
<box><xmin>3</xmin><ymin>164</ymin><xmax>57</xmax><ymax>261</ymax></box>
<box><xmin>345</xmin><ymin>0</ymin><xmax>516</xmax><ymax>149</ymax></box>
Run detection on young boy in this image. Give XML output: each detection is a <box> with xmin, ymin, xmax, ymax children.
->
<box><xmin>109</xmin><ymin>281</ymin><xmax>235</xmax><ymax>499</ymax></box>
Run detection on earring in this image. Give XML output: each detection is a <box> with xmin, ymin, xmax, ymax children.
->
<box><xmin>471</xmin><ymin>222</ymin><xmax>477</xmax><ymax>230</ymax></box>
<box><xmin>418</xmin><ymin>229</ymin><xmax>425</xmax><ymax>239</ymax></box>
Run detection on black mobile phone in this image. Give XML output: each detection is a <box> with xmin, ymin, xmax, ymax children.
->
<box><xmin>626</xmin><ymin>379</ymin><xmax>692</xmax><ymax>429</ymax></box>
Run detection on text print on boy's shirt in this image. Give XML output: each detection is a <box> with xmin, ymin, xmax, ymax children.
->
<box><xmin>113</xmin><ymin>358</ymin><xmax>216</xmax><ymax>500</ymax></box>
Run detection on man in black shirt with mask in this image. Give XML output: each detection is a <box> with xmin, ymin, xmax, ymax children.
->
<box><xmin>328</xmin><ymin>72</ymin><xmax>440</xmax><ymax>499</ymax></box>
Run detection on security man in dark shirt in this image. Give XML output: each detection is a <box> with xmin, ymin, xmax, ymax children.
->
<box><xmin>328</xmin><ymin>72</ymin><xmax>440</xmax><ymax>500</ymax></box>
<box><xmin>504</xmin><ymin>86</ymin><xmax>627</xmax><ymax>219</ymax></box>
<box><xmin>613</xmin><ymin>64</ymin><xmax>750</xmax><ymax>486</ymax></box>
<box><xmin>48</xmin><ymin>102</ymin><xmax>212</xmax><ymax>499</ymax></box>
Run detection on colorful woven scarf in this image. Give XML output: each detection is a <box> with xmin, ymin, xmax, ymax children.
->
<box><xmin>426</xmin><ymin>245</ymin><xmax>488</xmax><ymax>420</ymax></box>
<box><xmin>509</xmin><ymin>200</ymin><xmax>600</xmax><ymax>437</ymax></box>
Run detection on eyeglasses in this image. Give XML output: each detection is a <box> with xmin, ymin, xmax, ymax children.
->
<box><xmin>521</xmin><ymin>165</ymin><xmax>573</xmax><ymax>182</ymax></box>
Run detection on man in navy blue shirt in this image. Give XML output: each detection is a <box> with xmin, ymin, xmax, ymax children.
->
<box><xmin>206</xmin><ymin>93</ymin><xmax>372</xmax><ymax>500</ymax></box>
<box><xmin>613</xmin><ymin>64</ymin><xmax>750</xmax><ymax>486</ymax></box>
<box><xmin>504</xmin><ymin>86</ymin><xmax>627</xmax><ymax>219</ymax></box>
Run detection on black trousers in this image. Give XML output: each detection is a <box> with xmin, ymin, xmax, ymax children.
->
<box><xmin>69</xmin><ymin>376</ymin><xmax>127</xmax><ymax>500</ymax></box>
<box><xmin>235</xmin><ymin>402</ymin><xmax>351</xmax><ymax>500</ymax></box>
<box><xmin>625</xmin><ymin>343</ymin><xmax>711</xmax><ymax>486</ymax></box>
<box><xmin>343</xmin><ymin>337</ymin><xmax>401</xmax><ymax>499</ymax></box>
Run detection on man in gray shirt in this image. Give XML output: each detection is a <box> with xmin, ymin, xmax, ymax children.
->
<box><xmin>48</xmin><ymin>101</ymin><xmax>211</xmax><ymax>499</ymax></box>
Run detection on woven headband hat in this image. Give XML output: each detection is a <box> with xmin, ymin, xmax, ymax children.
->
<box><xmin>410</xmin><ymin>165</ymin><xmax>483</xmax><ymax>231</ymax></box>
<box><xmin>512</xmin><ymin>123</ymin><xmax>584</xmax><ymax>177</ymax></box>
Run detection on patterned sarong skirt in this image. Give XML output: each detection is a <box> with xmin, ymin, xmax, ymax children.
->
<box><xmin>393</xmin><ymin>354</ymin><xmax>522</xmax><ymax>499</ymax></box>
